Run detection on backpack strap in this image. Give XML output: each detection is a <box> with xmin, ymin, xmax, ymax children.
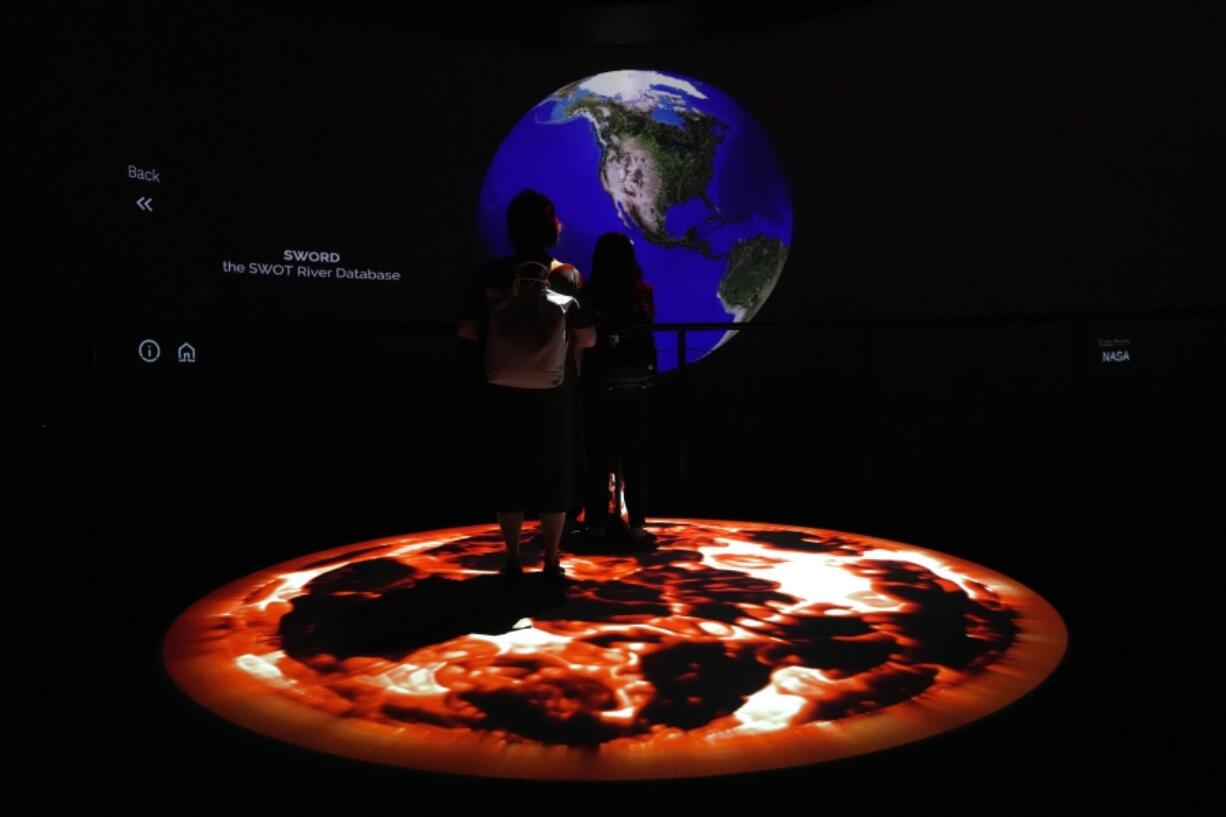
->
<box><xmin>512</xmin><ymin>261</ymin><xmax>550</xmax><ymax>294</ymax></box>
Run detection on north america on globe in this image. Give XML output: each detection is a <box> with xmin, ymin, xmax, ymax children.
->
<box><xmin>479</xmin><ymin>70</ymin><xmax>793</xmax><ymax>368</ymax></box>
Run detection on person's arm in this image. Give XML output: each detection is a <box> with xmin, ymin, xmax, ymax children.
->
<box><xmin>549</xmin><ymin>262</ymin><xmax>582</xmax><ymax>296</ymax></box>
<box><xmin>572</xmin><ymin>289</ymin><xmax>597</xmax><ymax>350</ymax></box>
<box><xmin>457</xmin><ymin>269</ymin><xmax>487</xmax><ymax>342</ymax></box>
<box><xmin>574</xmin><ymin>325</ymin><xmax>596</xmax><ymax>349</ymax></box>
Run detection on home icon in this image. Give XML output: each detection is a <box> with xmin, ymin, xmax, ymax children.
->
<box><xmin>177</xmin><ymin>342</ymin><xmax>197</xmax><ymax>364</ymax></box>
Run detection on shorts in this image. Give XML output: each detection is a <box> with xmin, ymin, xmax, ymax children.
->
<box><xmin>485</xmin><ymin>383</ymin><xmax>571</xmax><ymax>513</ymax></box>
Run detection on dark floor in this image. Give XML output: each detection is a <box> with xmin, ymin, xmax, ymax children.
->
<box><xmin>24</xmin><ymin>512</ymin><xmax>1215</xmax><ymax>815</ymax></box>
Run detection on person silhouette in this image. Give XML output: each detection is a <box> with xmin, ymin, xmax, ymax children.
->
<box><xmin>545</xmin><ymin>259</ymin><xmax>590</xmax><ymax>554</ymax></box>
<box><xmin>581</xmin><ymin>232</ymin><xmax>657</xmax><ymax>545</ymax></box>
<box><xmin>458</xmin><ymin>189</ymin><xmax>595</xmax><ymax>582</ymax></box>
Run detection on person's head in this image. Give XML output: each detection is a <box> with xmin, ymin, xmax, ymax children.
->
<box><xmin>506</xmin><ymin>189</ymin><xmax>560</xmax><ymax>252</ymax></box>
<box><xmin>590</xmin><ymin>231</ymin><xmax>651</xmax><ymax>313</ymax></box>
<box><xmin>592</xmin><ymin>232</ymin><xmax>637</xmax><ymax>280</ymax></box>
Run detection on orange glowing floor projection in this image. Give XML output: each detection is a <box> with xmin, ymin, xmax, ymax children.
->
<box><xmin>163</xmin><ymin>519</ymin><xmax>1067</xmax><ymax>780</ymax></box>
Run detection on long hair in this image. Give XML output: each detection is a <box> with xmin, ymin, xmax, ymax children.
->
<box><xmin>588</xmin><ymin>232</ymin><xmax>653</xmax><ymax>319</ymax></box>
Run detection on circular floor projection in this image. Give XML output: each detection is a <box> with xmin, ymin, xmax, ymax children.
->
<box><xmin>163</xmin><ymin>519</ymin><xmax>1066</xmax><ymax>780</ymax></box>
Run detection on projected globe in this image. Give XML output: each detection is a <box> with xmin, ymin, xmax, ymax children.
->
<box><xmin>478</xmin><ymin>70</ymin><xmax>793</xmax><ymax>370</ymax></box>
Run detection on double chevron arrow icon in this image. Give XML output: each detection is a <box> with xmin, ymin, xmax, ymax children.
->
<box><xmin>136</xmin><ymin>196</ymin><xmax>154</xmax><ymax>212</ymax></box>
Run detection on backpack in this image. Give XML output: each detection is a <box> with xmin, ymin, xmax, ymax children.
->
<box><xmin>484</xmin><ymin>260</ymin><xmax>575</xmax><ymax>389</ymax></box>
<box><xmin>594</xmin><ymin>304</ymin><xmax>657</xmax><ymax>387</ymax></box>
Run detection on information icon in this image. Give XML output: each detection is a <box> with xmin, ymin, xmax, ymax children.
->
<box><xmin>138</xmin><ymin>339</ymin><xmax>161</xmax><ymax>363</ymax></box>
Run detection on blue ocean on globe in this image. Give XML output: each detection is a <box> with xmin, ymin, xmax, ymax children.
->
<box><xmin>478</xmin><ymin>69</ymin><xmax>792</xmax><ymax>371</ymax></box>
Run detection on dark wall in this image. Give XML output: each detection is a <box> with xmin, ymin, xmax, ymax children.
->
<box><xmin>8</xmin><ymin>0</ymin><xmax>1223</xmax><ymax>575</ymax></box>
<box><xmin>12</xmin><ymin>0</ymin><xmax>1224</xmax><ymax>326</ymax></box>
